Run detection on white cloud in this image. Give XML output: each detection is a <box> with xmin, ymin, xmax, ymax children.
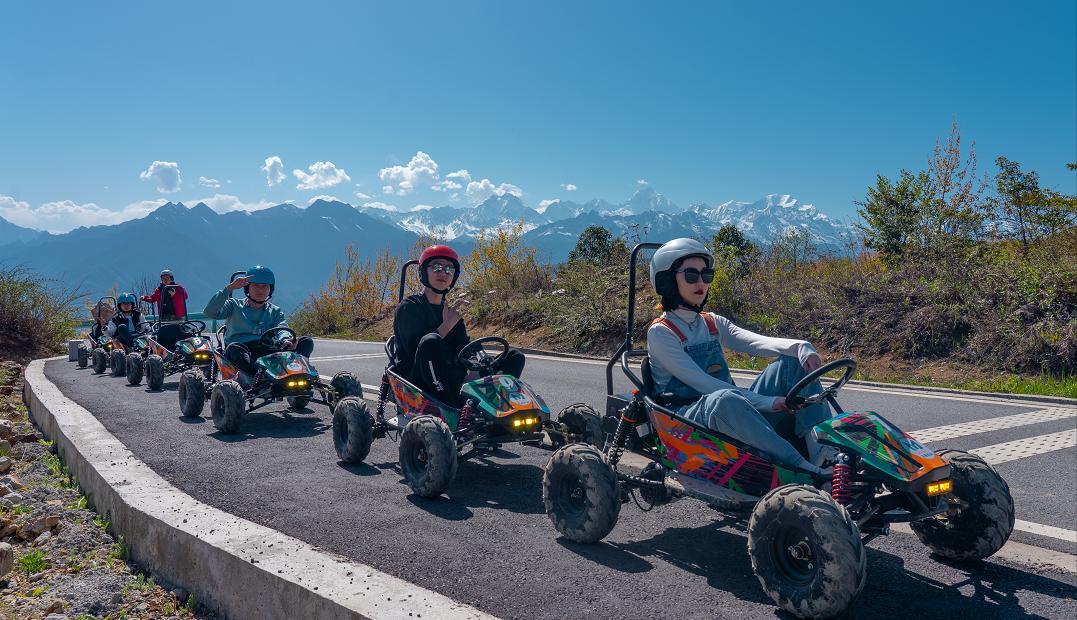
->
<box><xmin>190</xmin><ymin>194</ymin><xmax>275</xmax><ymax>213</ymax></box>
<box><xmin>561</xmin><ymin>183</ymin><xmax>577</xmax><ymax>191</ymax></box>
<box><xmin>412</xmin><ymin>204</ymin><xmax>434</xmax><ymax>211</ymax></box>
<box><xmin>433</xmin><ymin>169</ymin><xmax>471</xmax><ymax>192</ymax></box>
<box><xmin>362</xmin><ymin>201</ymin><xmax>398</xmax><ymax>212</ymax></box>
<box><xmin>465</xmin><ymin>179</ymin><xmax>523</xmax><ymax>204</ymax></box>
<box><xmin>139</xmin><ymin>161</ymin><xmax>182</xmax><ymax>193</ymax></box>
<box><xmin>0</xmin><ymin>194</ymin><xmax>165</xmax><ymax>233</ymax></box>
<box><xmin>355</xmin><ymin>191</ymin><xmax>372</xmax><ymax>200</ymax></box>
<box><xmin>637</xmin><ymin>179</ymin><xmax>649</xmax><ymax>185</ymax></box>
<box><xmin>307</xmin><ymin>194</ymin><xmax>343</xmax><ymax>205</ymax></box>
<box><xmin>432</xmin><ymin>179</ymin><xmax>462</xmax><ymax>192</ymax></box>
<box><xmin>450</xmin><ymin>192</ymin><xmax>461</xmax><ymax>202</ymax></box>
<box><xmin>261</xmin><ymin>156</ymin><xmax>286</xmax><ymax>187</ymax></box>
<box><xmin>293</xmin><ymin>161</ymin><xmax>351</xmax><ymax>190</ymax></box>
<box><xmin>199</xmin><ymin>176</ymin><xmax>221</xmax><ymax>188</ymax></box>
<box><xmin>379</xmin><ymin>151</ymin><xmax>439</xmax><ymax>195</ymax></box>
<box><xmin>538</xmin><ymin>199</ymin><xmax>559</xmax><ymax>212</ymax></box>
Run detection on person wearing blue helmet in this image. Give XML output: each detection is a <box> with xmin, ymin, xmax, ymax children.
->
<box><xmin>107</xmin><ymin>292</ymin><xmax>144</xmax><ymax>348</ymax></box>
<box><xmin>203</xmin><ymin>265</ymin><xmax>314</xmax><ymax>377</ymax></box>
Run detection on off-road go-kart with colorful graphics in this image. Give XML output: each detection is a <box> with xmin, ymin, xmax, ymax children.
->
<box><xmin>331</xmin><ymin>259</ymin><xmax>604</xmax><ymax>498</ymax></box>
<box><xmin>125</xmin><ymin>320</ymin><xmax>212</xmax><ymax>390</ymax></box>
<box><xmin>78</xmin><ymin>296</ymin><xmax>118</xmax><ymax>373</ymax></box>
<box><xmin>542</xmin><ymin>243</ymin><xmax>1015</xmax><ymax>620</ymax></box>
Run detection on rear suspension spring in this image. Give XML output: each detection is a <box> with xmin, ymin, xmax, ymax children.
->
<box><xmin>831</xmin><ymin>453</ymin><xmax>852</xmax><ymax>505</ymax></box>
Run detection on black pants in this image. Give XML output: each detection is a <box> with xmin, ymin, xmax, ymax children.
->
<box><xmin>412</xmin><ymin>333</ymin><xmax>525</xmax><ymax>406</ymax></box>
<box><xmin>156</xmin><ymin>323</ymin><xmax>186</xmax><ymax>352</ymax></box>
<box><xmin>114</xmin><ymin>324</ymin><xmax>136</xmax><ymax>348</ymax></box>
<box><xmin>225</xmin><ymin>336</ymin><xmax>314</xmax><ymax>376</ymax></box>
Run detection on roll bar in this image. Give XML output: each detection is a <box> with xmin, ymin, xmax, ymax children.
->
<box><xmin>398</xmin><ymin>260</ymin><xmax>419</xmax><ymax>303</ymax></box>
<box><xmin>605</xmin><ymin>242</ymin><xmax>662</xmax><ymax>396</ymax></box>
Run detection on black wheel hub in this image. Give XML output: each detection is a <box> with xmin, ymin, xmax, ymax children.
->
<box><xmin>774</xmin><ymin>528</ymin><xmax>818</xmax><ymax>585</ymax></box>
<box><xmin>555</xmin><ymin>473</ymin><xmax>587</xmax><ymax>518</ymax></box>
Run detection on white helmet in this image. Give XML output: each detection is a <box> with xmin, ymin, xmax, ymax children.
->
<box><xmin>649</xmin><ymin>238</ymin><xmax>714</xmax><ymax>292</ymax></box>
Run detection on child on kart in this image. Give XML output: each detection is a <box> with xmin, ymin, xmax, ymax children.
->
<box><xmin>143</xmin><ymin>269</ymin><xmax>190</xmax><ymax>350</ymax></box>
<box><xmin>203</xmin><ymin>265</ymin><xmax>314</xmax><ymax>380</ymax></box>
<box><xmin>392</xmin><ymin>245</ymin><xmax>525</xmax><ymax>405</ymax></box>
<box><xmin>106</xmin><ymin>293</ymin><xmax>145</xmax><ymax>349</ymax></box>
<box><xmin>646</xmin><ymin>238</ymin><xmax>831</xmax><ymax>475</ymax></box>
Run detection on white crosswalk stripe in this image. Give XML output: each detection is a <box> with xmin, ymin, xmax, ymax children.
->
<box><xmin>970</xmin><ymin>429</ymin><xmax>1077</xmax><ymax>465</ymax></box>
<box><xmin>909</xmin><ymin>407</ymin><xmax>1076</xmax><ymax>443</ymax></box>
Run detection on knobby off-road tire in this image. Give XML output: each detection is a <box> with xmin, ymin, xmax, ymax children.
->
<box><xmin>557</xmin><ymin>403</ymin><xmax>605</xmax><ymax>449</ymax></box>
<box><xmin>211</xmin><ymin>380</ymin><xmax>245</xmax><ymax>434</ymax></box>
<box><xmin>125</xmin><ymin>353</ymin><xmax>144</xmax><ymax>386</ymax></box>
<box><xmin>77</xmin><ymin>345</ymin><xmax>88</xmax><ymax>368</ymax></box>
<box><xmin>910</xmin><ymin>449</ymin><xmax>1015</xmax><ymax>561</ymax></box>
<box><xmin>329</xmin><ymin>371</ymin><xmax>363</xmax><ymax>408</ymax></box>
<box><xmin>146</xmin><ymin>355</ymin><xmax>165</xmax><ymax>391</ymax></box>
<box><xmin>333</xmin><ymin>397</ymin><xmax>374</xmax><ymax>464</ymax></box>
<box><xmin>286</xmin><ymin>396</ymin><xmax>311</xmax><ymax>409</ymax></box>
<box><xmin>543</xmin><ymin>443</ymin><xmax>621</xmax><ymax>543</ymax></box>
<box><xmin>399</xmin><ymin>415</ymin><xmax>457</xmax><ymax>497</ymax></box>
<box><xmin>110</xmin><ymin>349</ymin><xmax>126</xmax><ymax>377</ymax></box>
<box><xmin>747</xmin><ymin>484</ymin><xmax>866</xmax><ymax>619</ymax></box>
<box><xmin>178</xmin><ymin>370</ymin><xmax>206</xmax><ymax>418</ymax></box>
<box><xmin>92</xmin><ymin>349</ymin><xmax>107</xmax><ymax>374</ymax></box>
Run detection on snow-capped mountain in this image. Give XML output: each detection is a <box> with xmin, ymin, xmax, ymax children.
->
<box><xmin>364</xmin><ymin>194</ymin><xmax>549</xmax><ymax>239</ymax></box>
<box><xmin>688</xmin><ymin>194</ymin><xmax>853</xmax><ymax>248</ymax></box>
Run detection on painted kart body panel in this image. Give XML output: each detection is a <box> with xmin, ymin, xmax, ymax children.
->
<box><xmin>256</xmin><ymin>351</ymin><xmax>318</xmax><ymax>380</ymax></box>
<box><xmin>386</xmin><ymin>371</ymin><xmax>462</xmax><ymax>430</ymax></box>
<box><xmin>812</xmin><ymin>410</ymin><xmax>948</xmax><ymax>482</ymax></box>
<box><xmin>648</xmin><ymin>407</ymin><xmax>811</xmax><ymax>499</ymax></box>
<box><xmin>145</xmin><ymin>335</ymin><xmax>212</xmax><ymax>363</ymax></box>
<box><xmin>460</xmin><ymin>375</ymin><xmax>551</xmax><ymax>420</ymax></box>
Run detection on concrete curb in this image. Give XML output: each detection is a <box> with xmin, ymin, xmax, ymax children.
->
<box><xmin>23</xmin><ymin>357</ymin><xmax>496</xmax><ymax>620</ymax></box>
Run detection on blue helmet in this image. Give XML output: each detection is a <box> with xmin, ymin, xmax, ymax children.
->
<box><xmin>245</xmin><ymin>265</ymin><xmax>275</xmax><ymax>300</ymax></box>
<box><xmin>117</xmin><ymin>292</ymin><xmax>137</xmax><ymax>306</ymax></box>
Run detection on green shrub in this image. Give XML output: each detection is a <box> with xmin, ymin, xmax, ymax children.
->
<box><xmin>0</xmin><ymin>265</ymin><xmax>83</xmax><ymax>358</ymax></box>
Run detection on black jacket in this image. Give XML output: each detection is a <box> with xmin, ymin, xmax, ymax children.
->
<box><xmin>392</xmin><ymin>293</ymin><xmax>469</xmax><ymax>375</ymax></box>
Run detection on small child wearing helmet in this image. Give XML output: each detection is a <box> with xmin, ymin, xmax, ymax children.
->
<box><xmin>392</xmin><ymin>245</ymin><xmax>525</xmax><ymax>404</ymax></box>
<box><xmin>107</xmin><ymin>293</ymin><xmax>144</xmax><ymax>348</ymax></box>
<box><xmin>646</xmin><ymin>238</ymin><xmax>830</xmax><ymax>475</ymax></box>
<box><xmin>142</xmin><ymin>269</ymin><xmax>189</xmax><ymax>322</ymax></box>
<box><xmin>203</xmin><ymin>265</ymin><xmax>314</xmax><ymax>376</ymax></box>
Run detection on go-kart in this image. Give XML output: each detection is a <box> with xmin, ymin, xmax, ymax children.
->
<box><xmin>541</xmin><ymin>243</ymin><xmax>1015</xmax><ymax>619</ymax></box>
<box><xmin>126</xmin><ymin>320</ymin><xmax>212</xmax><ymax>390</ymax></box>
<box><xmin>78</xmin><ymin>296</ymin><xmax>119</xmax><ymax>373</ymax></box>
<box><xmin>331</xmin><ymin>259</ymin><xmax>603</xmax><ymax>498</ymax></box>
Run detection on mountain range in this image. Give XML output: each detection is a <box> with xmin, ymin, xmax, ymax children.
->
<box><xmin>0</xmin><ymin>188</ymin><xmax>857</xmax><ymax>311</ymax></box>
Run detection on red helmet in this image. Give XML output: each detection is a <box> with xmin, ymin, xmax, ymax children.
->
<box><xmin>418</xmin><ymin>245</ymin><xmax>461</xmax><ymax>293</ymax></box>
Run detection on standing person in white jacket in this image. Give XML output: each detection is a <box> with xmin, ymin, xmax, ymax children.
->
<box><xmin>646</xmin><ymin>238</ymin><xmax>830</xmax><ymax>474</ymax></box>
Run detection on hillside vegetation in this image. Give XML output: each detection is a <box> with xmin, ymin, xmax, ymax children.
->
<box><xmin>292</xmin><ymin>124</ymin><xmax>1076</xmax><ymax>397</ymax></box>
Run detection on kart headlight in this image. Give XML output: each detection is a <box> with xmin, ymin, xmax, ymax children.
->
<box><xmin>192</xmin><ymin>352</ymin><xmax>210</xmax><ymax>361</ymax></box>
<box><xmin>286</xmin><ymin>379</ymin><xmax>309</xmax><ymax>388</ymax></box>
<box><xmin>512</xmin><ymin>416</ymin><xmax>539</xmax><ymax>429</ymax></box>
<box><xmin>926</xmin><ymin>479</ymin><xmax>953</xmax><ymax>496</ymax></box>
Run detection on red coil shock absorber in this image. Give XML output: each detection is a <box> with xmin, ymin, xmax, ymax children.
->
<box><xmin>831</xmin><ymin>453</ymin><xmax>852</xmax><ymax>505</ymax></box>
<box><xmin>458</xmin><ymin>400</ymin><xmax>475</xmax><ymax>429</ymax></box>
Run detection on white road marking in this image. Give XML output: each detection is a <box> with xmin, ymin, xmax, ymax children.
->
<box><xmin>910</xmin><ymin>407</ymin><xmax>1077</xmax><ymax>443</ymax></box>
<box><xmin>1014</xmin><ymin>520</ymin><xmax>1077</xmax><ymax>544</ymax></box>
<box><xmin>970</xmin><ymin>429</ymin><xmax>1077</xmax><ymax>465</ymax></box>
<box><xmin>892</xmin><ymin>524</ymin><xmax>1077</xmax><ymax>574</ymax></box>
<box><xmin>310</xmin><ymin>353</ymin><xmax>382</xmax><ymax>362</ymax></box>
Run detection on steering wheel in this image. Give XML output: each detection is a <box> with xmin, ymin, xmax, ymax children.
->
<box><xmin>458</xmin><ymin>336</ymin><xmax>510</xmax><ymax>373</ymax></box>
<box><xmin>137</xmin><ymin>320</ymin><xmax>158</xmax><ymax>334</ymax></box>
<box><xmin>182</xmin><ymin>320</ymin><xmax>206</xmax><ymax>335</ymax></box>
<box><xmin>260</xmin><ymin>326</ymin><xmax>297</xmax><ymax>349</ymax></box>
<box><xmin>784</xmin><ymin>358</ymin><xmax>857</xmax><ymax>411</ymax></box>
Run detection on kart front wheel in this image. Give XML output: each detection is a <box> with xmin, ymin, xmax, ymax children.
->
<box><xmin>399</xmin><ymin>415</ymin><xmax>457</xmax><ymax>497</ymax></box>
<box><xmin>556</xmin><ymin>403</ymin><xmax>605</xmax><ymax>449</ymax></box>
<box><xmin>110</xmin><ymin>349</ymin><xmax>126</xmax><ymax>377</ymax></box>
<box><xmin>92</xmin><ymin>349</ymin><xmax>107</xmax><ymax>374</ymax></box>
<box><xmin>125</xmin><ymin>353</ymin><xmax>144</xmax><ymax>386</ymax></box>
<box><xmin>333</xmin><ymin>397</ymin><xmax>374</xmax><ymax>463</ymax></box>
<box><xmin>77</xmin><ymin>345</ymin><xmax>88</xmax><ymax>368</ymax></box>
<box><xmin>146</xmin><ymin>355</ymin><xmax>165</xmax><ymax>391</ymax></box>
<box><xmin>542</xmin><ymin>443</ymin><xmax>620</xmax><ymax>543</ymax></box>
<box><xmin>178</xmin><ymin>370</ymin><xmax>206</xmax><ymax>417</ymax></box>
<box><xmin>211</xmin><ymin>380</ymin><xmax>245</xmax><ymax>434</ymax></box>
<box><xmin>910</xmin><ymin>449</ymin><xmax>1015</xmax><ymax>561</ymax></box>
<box><xmin>748</xmin><ymin>484</ymin><xmax>866</xmax><ymax>619</ymax></box>
<box><xmin>329</xmin><ymin>371</ymin><xmax>363</xmax><ymax>407</ymax></box>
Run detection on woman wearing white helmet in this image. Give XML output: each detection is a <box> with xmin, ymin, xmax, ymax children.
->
<box><xmin>646</xmin><ymin>238</ymin><xmax>829</xmax><ymax>473</ymax></box>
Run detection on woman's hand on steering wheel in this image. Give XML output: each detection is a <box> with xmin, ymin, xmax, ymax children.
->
<box><xmin>457</xmin><ymin>336</ymin><xmax>510</xmax><ymax>372</ymax></box>
<box><xmin>259</xmin><ymin>326</ymin><xmax>297</xmax><ymax>350</ymax></box>
<box><xmin>784</xmin><ymin>358</ymin><xmax>857</xmax><ymax>412</ymax></box>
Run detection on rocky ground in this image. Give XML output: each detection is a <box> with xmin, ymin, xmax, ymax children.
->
<box><xmin>0</xmin><ymin>360</ymin><xmax>216</xmax><ymax>620</ymax></box>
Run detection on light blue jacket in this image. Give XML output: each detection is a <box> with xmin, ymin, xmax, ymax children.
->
<box><xmin>203</xmin><ymin>289</ymin><xmax>288</xmax><ymax>346</ymax></box>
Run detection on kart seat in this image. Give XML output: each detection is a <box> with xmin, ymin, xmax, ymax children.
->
<box><xmin>157</xmin><ymin>322</ymin><xmax>186</xmax><ymax>351</ymax></box>
<box><xmin>641</xmin><ymin>356</ymin><xmax>701</xmax><ymax>409</ymax></box>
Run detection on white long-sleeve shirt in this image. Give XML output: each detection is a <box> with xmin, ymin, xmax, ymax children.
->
<box><xmin>646</xmin><ymin>309</ymin><xmax>818</xmax><ymax>412</ymax></box>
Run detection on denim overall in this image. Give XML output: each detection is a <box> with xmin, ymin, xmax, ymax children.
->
<box><xmin>658</xmin><ymin>316</ymin><xmax>830</xmax><ymax>470</ymax></box>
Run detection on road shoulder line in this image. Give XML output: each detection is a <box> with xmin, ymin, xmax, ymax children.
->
<box><xmin>26</xmin><ymin>357</ymin><xmax>497</xmax><ymax>620</ymax></box>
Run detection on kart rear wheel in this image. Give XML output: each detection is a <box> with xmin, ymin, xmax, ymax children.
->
<box><xmin>126</xmin><ymin>353</ymin><xmax>144</xmax><ymax>385</ymax></box>
<box><xmin>92</xmin><ymin>349</ymin><xmax>107</xmax><ymax>374</ymax></box>
<box><xmin>556</xmin><ymin>403</ymin><xmax>605</xmax><ymax>448</ymax></box>
<box><xmin>146</xmin><ymin>355</ymin><xmax>165</xmax><ymax>391</ymax></box>
<box><xmin>399</xmin><ymin>415</ymin><xmax>457</xmax><ymax>497</ymax></box>
<box><xmin>110</xmin><ymin>350</ymin><xmax>126</xmax><ymax>377</ymax></box>
<box><xmin>179</xmin><ymin>370</ymin><xmax>206</xmax><ymax>417</ymax></box>
<box><xmin>543</xmin><ymin>443</ymin><xmax>620</xmax><ymax>543</ymax></box>
<box><xmin>329</xmin><ymin>372</ymin><xmax>363</xmax><ymax>407</ymax></box>
<box><xmin>333</xmin><ymin>397</ymin><xmax>374</xmax><ymax>463</ymax></box>
<box><xmin>211</xmin><ymin>380</ymin><xmax>245</xmax><ymax>434</ymax></box>
<box><xmin>77</xmin><ymin>345</ymin><xmax>88</xmax><ymax>368</ymax></box>
<box><xmin>286</xmin><ymin>396</ymin><xmax>311</xmax><ymax>409</ymax></box>
<box><xmin>748</xmin><ymin>484</ymin><xmax>866</xmax><ymax>619</ymax></box>
<box><xmin>910</xmin><ymin>449</ymin><xmax>1014</xmax><ymax>561</ymax></box>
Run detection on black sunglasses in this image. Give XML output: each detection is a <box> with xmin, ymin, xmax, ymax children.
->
<box><xmin>676</xmin><ymin>267</ymin><xmax>715</xmax><ymax>284</ymax></box>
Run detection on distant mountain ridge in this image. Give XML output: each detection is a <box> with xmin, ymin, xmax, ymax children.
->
<box><xmin>0</xmin><ymin>189</ymin><xmax>857</xmax><ymax>310</ymax></box>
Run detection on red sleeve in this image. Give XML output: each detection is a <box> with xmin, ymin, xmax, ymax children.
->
<box><xmin>142</xmin><ymin>289</ymin><xmax>160</xmax><ymax>303</ymax></box>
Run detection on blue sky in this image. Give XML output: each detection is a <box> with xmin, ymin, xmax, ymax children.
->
<box><xmin>1</xmin><ymin>0</ymin><xmax>1074</xmax><ymax>232</ymax></box>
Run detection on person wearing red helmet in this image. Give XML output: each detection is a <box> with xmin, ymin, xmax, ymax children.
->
<box><xmin>392</xmin><ymin>245</ymin><xmax>525</xmax><ymax>404</ymax></box>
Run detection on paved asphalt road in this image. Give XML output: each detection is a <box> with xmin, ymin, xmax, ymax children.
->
<box><xmin>44</xmin><ymin>339</ymin><xmax>1077</xmax><ymax>619</ymax></box>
